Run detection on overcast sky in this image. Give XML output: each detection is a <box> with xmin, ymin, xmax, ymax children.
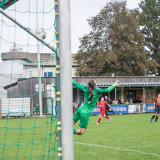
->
<box><xmin>70</xmin><ymin>0</ymin><xmax>141</xmax><ymax>53</ymax></box>
<box><xmin>0</xmin><ymin>0</ymin><xmax>141</xmax><ymax>57</ymax></box>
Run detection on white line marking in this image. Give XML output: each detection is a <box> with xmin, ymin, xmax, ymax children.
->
<box><xmin>74</xmin><ymin>142</ymin><xmax>160</xmax><ymax>157</ymax></box>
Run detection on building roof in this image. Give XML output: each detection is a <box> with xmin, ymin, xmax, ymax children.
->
<box><xmin>1</xmin><ymin>51</ymin><xmax>55</xmax><ymax>63</ymax></box>
<box><xmin>73</xmin><ymin>76</ymin><xmax>160</xmax><ymax>87</ymax></box>
<box><xmin>4</xmin><ymin>81</ymin><xmax>17</xmax><ymax>89</ymax></box>
<box><xmin>98</xmin><ymin>82</ymin><xmax>160</xmax><ymax>87</ymax></box>
<box><xmin>3</xmin><ymin>77</ymin><xmax>54</xmax><ymax>89</ymax></box>
<box><xmin>0</xmin><ymin>74</ymin><xmax>22</xmax><ymax>99</ymax></box>
<box><xmin>1</xmin><ymin>51</ymin><xmax>78</xmax><ymax>66</ymax></box>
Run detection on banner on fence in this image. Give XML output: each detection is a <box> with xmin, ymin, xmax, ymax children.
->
<box><xmin>145</xmin><ymin>104</ymin><xmax>154</xmax><ymax>112</ymax></box>
<box><xmin>92</xmin><ymin>106</ymin><xmax>100</xmax><ymax>115</ymax></box>
<box><xmin>128</xmin><ymin>104</ymin><xmax>144</xmax><ymax>113</ymax></box>
<box><xmin>92</xmin><ymin>105</ymin><xmax>128</xmax><ymax>115</ymax></box>
<box><xmin>92</xmin><ymin>103</ymin><xmax>153</xmax><ymax>115</ymax></box>
<box><xmin>112</xmin><ymin>105</ymin><xmax>128</xmax><ymax>114</ymax></box>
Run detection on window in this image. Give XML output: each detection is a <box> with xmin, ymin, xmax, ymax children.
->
<box><xmin>44</xmin><ymin>72</ymin><xmax>53</xmax><ymax>77</ymax></box>
<box><xmin>48</xmin><ymin>72</ymin><xmax>53</xmax><ymax>77</ymax></box>
<box><xmin>47</xmin><ymin>84</ymin><xmax>52</xmax><ymax>98</ymax></box>
<box><xmin>44</xmin><ymin>72</ymin><xmax>47</xmax><ymax>77</ymax></box>
<box><xmin>35</xmin><ymin>84</ymin><xmax>44</xmax><ymax>92</ymax></box>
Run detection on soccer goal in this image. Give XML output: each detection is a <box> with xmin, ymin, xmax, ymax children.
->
<box><xmin>0</xmin><ymin>0</ymin><xmax>73</xmax><ymax>159</ymax></box>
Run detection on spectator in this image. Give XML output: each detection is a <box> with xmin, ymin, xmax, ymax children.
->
<box><xmin>105</xmin><ymin>96</ymin><xmax>112</xmax><ymax>104</ymax></box>
<box><xmin>108</xmin><ymin>98</ymin><xmax>112</xmax><ymax>104</ymax></box>
<box><xmin>105</xmin><ymin>96</ymin><xmax>108</xmax><ymax>102</ymax></box>
<box><xmin>112</xmin><ymin>98</ymin><xmax>115</xmax><ymax>104</ymax></box>
<box><xmin>137</xmin><ymin>95</ymin><xmax>141</xmax><ymax>103</ymax></box>
<box><xmin>80</xmin><ymin>99</ymin><xmax>84</xmax><ymax>107</ymax></box>
<box><xmin>112</xmin><ymin>98</ymin><xmax>118</xmax><ymax>104</ymax></box>
<box><xmin>118</xmin><ymin>98</ymin><xmax>123</xmax><ymax>104</ymax></box>
<box><xmin>73</xmin><ymin>99</ymin><xmax>79</xmax><ymax>113</ymax></box>
<box><xmin>134</xmin><ymin>97</ymin><xmax>138</xmax><ymax>103</ymax></box>
<box><xmin>129</xmin><ymin>98</ymin><xmax>133</xmax><ymax>104</ymax></box>
<box><xmin>124</xmin><ymin>99</ymin><xmax>129</xmax><ymax>104</ymax></box>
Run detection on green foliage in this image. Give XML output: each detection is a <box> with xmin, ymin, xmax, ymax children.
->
<box><xmin>133</xmin><ymin>0</ymin><xmax>160</xmax><ymax>75</ymax></box>
<box><xmin>75</xmin><ymin>1</ymin><xmax>148</xmax><ymax>76</ymax></box>
<box><xmin>74</xmin><ymin>114</ymin><xmax>160</xmax><ymax>160</ymax></box>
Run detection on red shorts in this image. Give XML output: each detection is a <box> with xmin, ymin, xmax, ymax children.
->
<box><xmin>100</xmin><ymin>107</ymin><xmax>105</xmax><ymax>115</ymax></box>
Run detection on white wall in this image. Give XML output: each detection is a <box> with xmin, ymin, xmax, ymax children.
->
<box><xmin>0</xmin><ymin>74</ymin><xmax>22</xmax><ymax>99</ymax></box>
<box><xmin>23</xmin><ymin>65</ymin><xmax>77</xmax><ymax>78</ymax></box>
<box><xmin>72</xmin><ymin>67</ymin><xmax>77</xmax><ymax>77</ymax></box>
<box><xmin>23</xmin><ymin>65</ymin><xmax>56</xmax><ymax>78</ymax></box>
<box><xmin>1</xmin><ymin>97</ymin><xmax>31</xmax><ymax>117</ymax></box>
<box><xmin>47</xmin><ymin>84</ymin><xmax>56</xmax><ymax>115</ymax></box>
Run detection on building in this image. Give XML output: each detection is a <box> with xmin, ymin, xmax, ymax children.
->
<box><xmin>72</xmin><ymin>76</ymin><xmax>160</xmax><ymax>104</ymax></box>
<box><xmin>4</xmin><ymin>77</ymin><xmax>56</xmax><ymax>114</ymax></box>
<box><xmin>0</xmin><ymin>59</ymin><xmax>23</xmax><ymax>98</ymax></box>
<box><xmin>1</xmin><ymin>51</ymin><xmax>78</xmax><ymax>113</ymax></box>
<box><xmin>1</xmin><ymin>51</ymin><xmax>78</xmax><ymax>78</ymax></box>
<box><xmin>1</xmin><ymin>51</ymin><xmax>160</xmax><ymax>112</ymax></box>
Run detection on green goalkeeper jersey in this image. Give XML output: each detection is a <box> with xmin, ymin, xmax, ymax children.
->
<box><xmin>72</xmin><ymin>80</ymin><xmax>115</xmax><ymax>113</ymax></box>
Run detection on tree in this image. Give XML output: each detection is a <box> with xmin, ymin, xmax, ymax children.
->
<box><xmin>133</xmin><ymin>0</ymin><xmax>160</xmax><ymax>76</ymax></box>
<box><xmin>75</xmin><ymin>1</ymin><xmax>148</xmax><ymax>76</ymax></box>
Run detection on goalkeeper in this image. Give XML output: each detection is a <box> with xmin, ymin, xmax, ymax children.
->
<box><xmin>73</xmin><ymin>79</ymin><xmax>120</xmax><ymax>135</ymax></box>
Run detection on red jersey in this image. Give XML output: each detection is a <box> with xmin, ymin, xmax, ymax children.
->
<box><xmin>98</xmin><ymin>101</ymin><xmax>108</xmax><ymax>108</ymax></box>
<box><xmin>98</xmin><ymin>101</ymin><xmax>108</xmax><ymax>115</ymax></box>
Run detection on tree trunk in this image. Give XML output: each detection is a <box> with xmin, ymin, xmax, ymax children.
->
<box><xmin>158</xmin><ymin>68</ymin><xmax>160</xmax><ymax>76</ymax></box>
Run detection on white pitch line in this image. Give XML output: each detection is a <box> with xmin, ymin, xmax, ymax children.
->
<box><xmin>74</xmin><ymin>142</ymin><xmax>160</xmax><ymax>157</ymax></box>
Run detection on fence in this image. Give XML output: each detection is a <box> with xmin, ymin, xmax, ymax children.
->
<box><xmin>0</xmin><ymin>98</ymin><xmax>31</xmax><ymax>117</ymax></box>
<box><xmin>92</xmin><ymin>103</ymin><xmax>154</xmax><ymax>115</ymax></box>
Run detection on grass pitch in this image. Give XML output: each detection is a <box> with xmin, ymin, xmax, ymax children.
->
<box><xmin>0</xmin><ymin>113</ymin><xmax>160</xmax><ymax>160</ymax></box>
<box><xmin>74</xmin><ymin>113</ymin><xmax>160</xmax><ymax>160</ymax></box>
<box><xmin>0</xmin><ymin>117</ymin><xmax>58</xmax><ymax>160</ymax></box>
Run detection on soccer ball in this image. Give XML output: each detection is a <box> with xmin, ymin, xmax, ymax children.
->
<box><xmin>36</xmin><ymin>29</ymin><xmax>47</xmax><ymax>39</ymax></box>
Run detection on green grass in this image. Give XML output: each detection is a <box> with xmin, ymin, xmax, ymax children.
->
<box><xmin>0</xmin><ymin>114</ymin><xmax>160</xmax><ymax>160</ymax></box>
<box><xmin>74</xmin><ymin>113</ymin><xmax>160</xmax><ymax>160</ymax></box>
<box><xmin>0</xmin><ymin>116</ymin><xmax>58</xmax><ymax>160</ymax></box>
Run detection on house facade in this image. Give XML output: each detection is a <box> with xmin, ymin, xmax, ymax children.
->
<box><xmin>4</xmin><ymin>76</ymin><xmax>160</xmax><ymax>111</ymax></box>
<box><xmin>72</xmin><ymin>77</ymin><xmax>160</xmax><ymax>104</ymax></box>
<box><xmin>0</xmin><ymin>59</ymin><xmax>23</xmax><ymax>99</ymax></box>
<box><xmin>1</xmin><ymin>51</ymin><xmax>78</xmax><ymax>78</ymax></box>
<box><xmin>1</xmin><ymin>51</ymin><xmax>160</xmax><ymax>112</ymax></box>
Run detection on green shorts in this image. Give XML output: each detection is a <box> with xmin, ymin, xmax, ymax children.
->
<box><xmin>73</xmin><ymin>106</ymin><xmax>91</xmax><ymax>129</ymax></box>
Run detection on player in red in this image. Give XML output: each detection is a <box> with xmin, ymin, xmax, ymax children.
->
<box><xmin>96</xmin><ymin>97</ymin><xmax>112</xmax><ymax>124</ymax></box>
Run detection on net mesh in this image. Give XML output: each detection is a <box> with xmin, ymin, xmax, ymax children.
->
<box><xmin>0</xmin><ymin>0</ymin><xmax>59</xmax><ymax>159</ymax></box>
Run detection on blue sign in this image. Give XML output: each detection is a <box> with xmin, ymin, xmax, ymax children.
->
<box><xmin>92</xmin><ymin>105</ymin><xmax>128</xmax><ymax>115</ymax></box>
<box><xmin>111</xmin><ymin>105</ymin><xmax>128</xmax><ymax>114</ymax></box>
<box><xmin>92</xmin><ymin>106</ymin><xmax>100</xmax><ymax>115</ymax></box>
<box><xmin>146</xmin><ymin>104</ymin><xmax>154</xmax><ymax>112</ymax></box>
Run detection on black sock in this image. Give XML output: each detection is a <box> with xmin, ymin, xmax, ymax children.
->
<box><xmin>155</xmin><ymin>116</ymin><xmax>159</xmax><ymax>121</ymax></box>
<box><xmin>151</xmin><ymin>115</ymin><xmax>155</xmax><ymax>120</ymax></box>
